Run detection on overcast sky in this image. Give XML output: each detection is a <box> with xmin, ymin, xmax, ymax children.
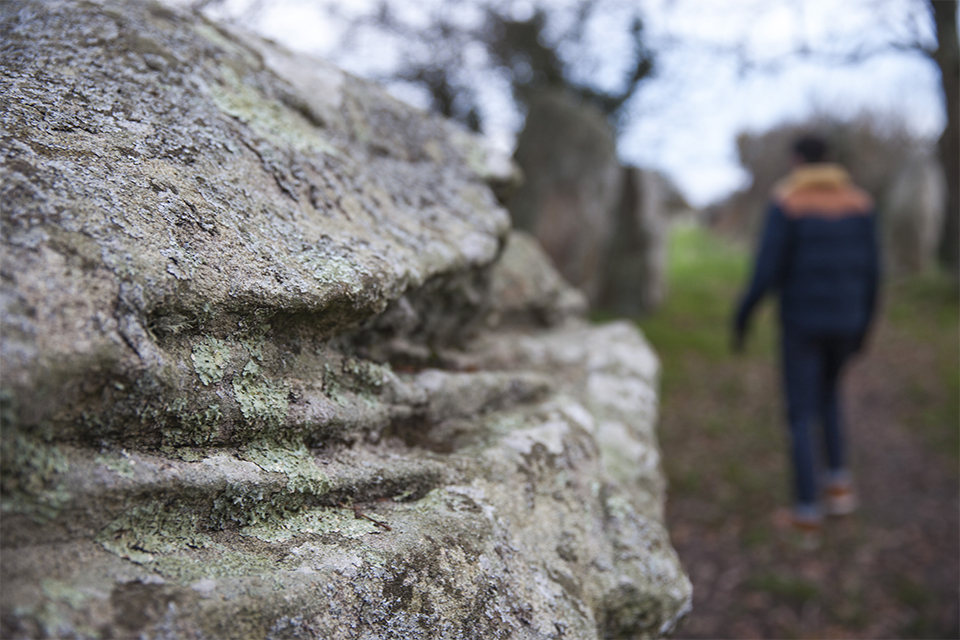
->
<box><xmin>199</xmin><ymin>0</ymin><xmax>946</xmax><ymax>207</ymax></box>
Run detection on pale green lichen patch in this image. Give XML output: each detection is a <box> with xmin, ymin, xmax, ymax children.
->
<box><xmin>18</xmin><ymin>600</ymin><xmax>79</xmax><ymax>640</ymax></box>
<box><xmin>95</xmin><ymin>452</ymin><xmax>136</xmax><ymax>479</ymax></box>
<box><xmin>161</xmin><ymin>400</ymin><xmax>223</xmax><ymax>447</ymax></box>
<box><xmin>413</xmin><ymin>487</ymin><xmax>478</xmax><ymax>515</ymax></box>
<box><xmin>150</xmin><ymin>547</ymin><xmax>277</xmax><ymax>582</ymax></box>
<box><xmin>192</xmin><ymin>337</ymin><xmax>229</xmax><ymax>385</ymax></box>
<box><xmin>210</xmin><ymin>483</ymin><xmax>273</xmax><ymax>529</ymax></box>
<box><xmin>321</xmin><ymin>363</ymin><xmax>345</xmax><ymax>406</ymax></box>
<box><xmin>241</xmin><ymin>335</ymin><xmax>265</xmax><ymax>363</ymax></box>
<box><xmin>191</xmin><ymin>22</ymin><xmax>259</xmax><ymax>68</ymax></box>
<box><xmin>297</xmin><ymin>251</ymin><xmax>369</xmax><ymax>296</ymax></box>
<box><xmin>40</xmin><ymin>579</ymin><xmax>90</xmax><ymax>611</ymax></box>
<box><xmin>451</xmin><ymin>129</ymin><xmax>490</xmax><ymax>180</ymax></box>
<box><xmin>319</xmin><ymin>358</ymin><xmax>389</xmax><ymax>413</ymax></box>
<box><xmin>241</xmin><ymin>506</ymin><xmax>378</xmax><ymax>542</ymax></box>
<box><xmin>207</xmin><ymin>441</ymin><xmax>331</xmax><ymax>531</ymax></box>
<box><xmin>209</xmin><ymin>65</ymin><xmax>338</xmax><ymax>157</ymax></box>
<box><xmin>0</xmin><ymin>433</ymin><xmax>70</xmax><ymax>520</ymax></box>
<box><xmin>603</xmin><ymin>490</ymin><xmax>635</xmax><ymax>521</ymax></box>
<box><xmin>232</xmin><ymin>360</ymin><xmax>289</xmax><ymax>428</ymax></box>
<box><xmin>98</xmin><ymin>503</ymin><xmax>211</xmax><ymax>564</ymax></box>
<box><xmin>241</xmin><ymin>441</ymin><xmax>329</xmax><ymax>495</ymax></box>
<box><xmin>342</xmin><ymin>357</ymin><xmax>387</xmax><ymax>392</ymax></box>
<box><xmin>458</xmin><ymin>185</ymin><xmax>490</xmax><ymax>214</ymax></box>
<box><xmin>160</xmin><ymin>446</ymin><xmax>206</xmax><ymax>462</ymax></box>
<box><xmin>209</xmin><ymin>479</ymin><xmax>315</xmax><ymax>530</ymax></box>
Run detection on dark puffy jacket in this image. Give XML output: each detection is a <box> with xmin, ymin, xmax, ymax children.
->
<box><xmin>736</xmin><ymin>163</ymin><xmax>880</xmax><ymax>336</ymax></box>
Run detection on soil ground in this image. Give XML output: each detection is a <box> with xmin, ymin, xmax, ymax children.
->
<box><xmin>633</xmin><ymin>226</ymin><xmax>959</xmax><ymax>639</ymax></box>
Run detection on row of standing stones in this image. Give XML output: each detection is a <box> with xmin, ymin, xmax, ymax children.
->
<box><xmin>0</xmin><ymin>1</ymin><xmax>691</xmax><ymax>637</ymax></box>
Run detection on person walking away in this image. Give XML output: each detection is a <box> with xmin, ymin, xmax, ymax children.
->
<box><xmin>733</xmin><ymin>135</ymin><xmax>880</xmax><ymax>545</ymax></box>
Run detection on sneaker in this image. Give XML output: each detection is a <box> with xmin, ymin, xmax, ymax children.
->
<box><xmin>775</xmin><ymin>507</ymin><xmax>823</xmax><ymax>550</ymax></box>
<box><xmin>790</xmin><ymin>512</ymin><xmax>823</xmax><ymax>550</ymax></box>
<box><xmin>825</xmin><ymin>481</ymin><xmax>857</xmax><ymax>516</ymax></box>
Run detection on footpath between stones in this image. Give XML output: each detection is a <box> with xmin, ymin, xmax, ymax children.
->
<box><xmin>662</xmin><ymin>299</ymin><xmax>959</xmax><ymax>639</ymax></box>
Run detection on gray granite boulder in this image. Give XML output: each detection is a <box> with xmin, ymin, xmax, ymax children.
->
<box><xmin>0</xmin><ymin>1</ymin><xmax>691</xmax><ymax>637</ymax></box>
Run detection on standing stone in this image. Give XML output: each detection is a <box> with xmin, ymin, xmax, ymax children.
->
<box><xmin>598</xmin><ymin>167</ymin><xmax>670</xmax><ymax>316</ymax></box>
<box><xmin>509</xmin><ymin>91</ymin><xmax>624</xmax><ymax>304</ymax></box>
<box><xmin>884</xmin><ymin>152</ymin><xmax>947</xmax><ymax>274</ymax></box>
<box><xmin>0</xmin><ymin>1</ymin><xmax>691</xmax><ymax>638</ymax></box>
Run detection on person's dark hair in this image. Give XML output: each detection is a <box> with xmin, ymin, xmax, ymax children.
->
<box><xmin>793</xmin><ymin>135</ymin><xmax>828</xmax><ymax>163</ymax></box>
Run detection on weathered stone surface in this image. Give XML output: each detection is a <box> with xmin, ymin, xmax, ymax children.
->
<box><xmin>486</xmin><ymin>230</ymin><xmax>589</xmax><ymax>328</ymax></box>
<box><xmin>599</xmin><ymin>168</ymin><xmax>670</xmax><ymax>317</ymax></box>
<box><xmin>0</xmin><ymin>1</ymin><xmax>691</xmax><ymax>638</ymax></box>
<box><xmin>509</xmin><ymin>91</ymin><xmax>623</xmax><ymax>304</ymax></box>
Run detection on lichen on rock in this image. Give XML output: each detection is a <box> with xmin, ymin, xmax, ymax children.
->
<box><xmin>231</xmin><ymin>359</ymin><xmax>290</xmax><ymax>428</ymax></box>
<box><xmin>191</xmin><ymin>337</ymin><xmax>229</xmax><ymax>386</ymax></box>
<box><xmin>0</xmin><ymin>0</ymin><xmax>691</xmax><ymax>637</ymax></box>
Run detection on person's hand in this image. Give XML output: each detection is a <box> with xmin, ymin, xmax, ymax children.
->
<box><xmin>731</xmin><ymin>321</ymin><xmax>747</xmax><ymax>354</ymax></box>
<box><xmin>853</xmin><ymin>326</ymin><xmax>872</xmax><ymax>354</ymax></box>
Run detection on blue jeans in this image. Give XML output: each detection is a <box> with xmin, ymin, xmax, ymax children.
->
<box><xmin>781</xmin><ymin>328</ymin><xmax>860</xmax><ymax>510</ymax></box>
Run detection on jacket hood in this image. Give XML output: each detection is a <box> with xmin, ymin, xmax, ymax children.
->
<box><xmin>773</xmin><ymin>163</ymin><xmax>873</xmax><ymax>218</ymax></box>
<box><xmin>774</xmin><ymin>163</ymin><xmax>851</xmax><ymax>197</ymax></box>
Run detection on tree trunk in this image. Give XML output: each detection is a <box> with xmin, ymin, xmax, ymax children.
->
<box><xmin>931</xmin><ymin>0</ymin><xmax>960</xmax><ymax>279</ymax></box>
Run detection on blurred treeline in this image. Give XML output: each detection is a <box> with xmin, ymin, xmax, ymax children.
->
<box><xmin>193</xmin><ymin>0</ymin><xmax>959</xmax><ymax>302</ymax></box>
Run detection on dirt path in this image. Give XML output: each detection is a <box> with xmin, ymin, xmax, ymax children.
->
<box><xmin>663</xmin><ymin>313</ymin><xmax>959</xmax><ymax>639</ymax></box>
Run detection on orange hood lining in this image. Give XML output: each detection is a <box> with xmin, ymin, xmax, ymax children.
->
<box><xmin>773</xmin><ymin>164</ymin><xmax>873</xmax><ymax>218</ymax></box>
